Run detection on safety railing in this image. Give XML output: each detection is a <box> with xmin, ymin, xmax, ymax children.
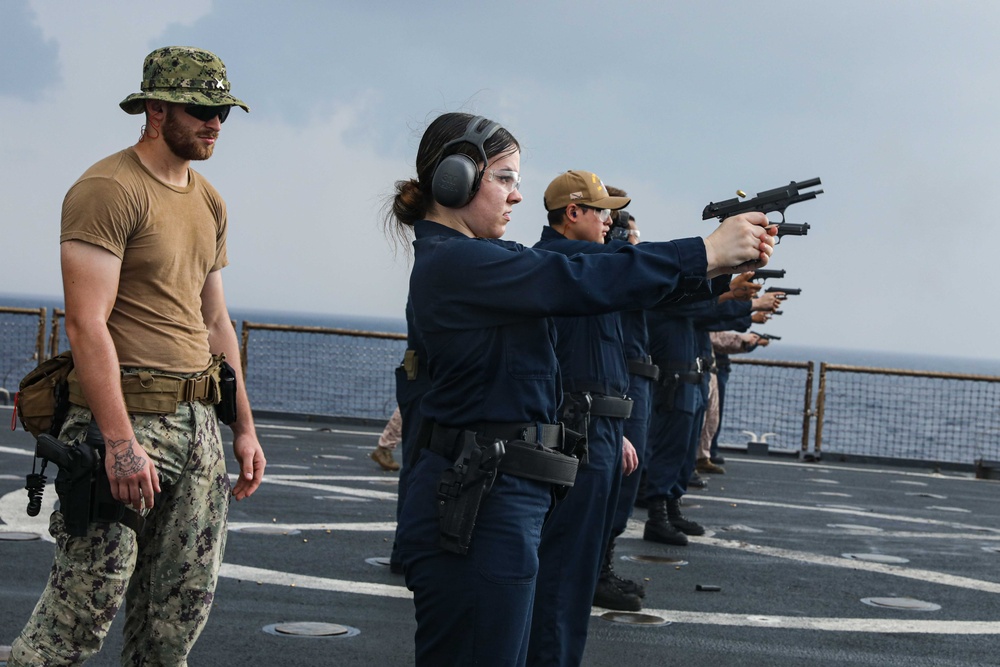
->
<box><xmin>0</xmin><ymin>307</ymin><xmax>47</xmax><ymax>405</ymax></box>
<box><xmin>718</xmin><ymin>358</ymin><xmax>814</xmax><ymax>455</ymax></box>
<box><xmin>815</xmin><ymin>363</ymin><xmax>1000</xmax><ymax>467</ymax></box>
<box><xmin>239</xmin><ymin>321</ymin><xmax>406</xmax><ymax>422</ymax></box>
<box><xmin>6</xmin><ymin>303</ymin><xmax>1000</xmax><ymax>467</ymax></box>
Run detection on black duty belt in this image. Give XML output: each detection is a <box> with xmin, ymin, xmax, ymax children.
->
<box><xmin>658</xmin><ymin>357</ymin><xmax>712</xmax><ymax>385</ymax></box>
<box><xmin>427</xmin><ymin>422</ymin><xmax>578</xmax><ymax>487</ymax></box>
<box><xmin>588</xmin><ymin>394</ymin><xmax>634</xmax><ymax>419</ymax></box>
<box><xmin>627</xmin><ymin>356</ymin><xmax>660</xmax><ymax>381</ymax></box>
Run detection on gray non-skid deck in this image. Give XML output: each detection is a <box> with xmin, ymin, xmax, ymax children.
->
<box><xmin>1</xmin><ymin>406</ymin><xmax>999</xmax><ymax>666</ymax></box>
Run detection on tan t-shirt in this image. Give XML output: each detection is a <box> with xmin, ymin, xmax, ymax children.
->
<box><xmin>61</xmin><ymin>147</ymin><xmax>228</xmax><ymax>372</ymax></box>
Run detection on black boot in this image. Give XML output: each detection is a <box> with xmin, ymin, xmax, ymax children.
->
<box><xmin>603</xmin><ymin>538</ymin><xmax>645</xmax><ymax>598</ymax></box>
<box><xmin>667</xmin><ymin>497</ymin><xmax>705</xmax><ymax>536</ymax></box>
<box><xmin>593</xmin><ymin>576</ymin><xmax>642</xmax><ymax>611</ymax></box>
<box><xmin>643</xmin><ymin>497</ymin><xmax>688</xmax><ymax>546</ymax></box>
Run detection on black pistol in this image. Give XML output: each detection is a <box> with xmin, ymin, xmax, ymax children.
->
<box><xmin>751</xmin><ymin>269</ymin><xmax>786</xmax><ymax>283</ymax></box>
<box><xmin>703</xmin><ymin>177</ymin><xmax>823</xmax><ymax>224</ymax></box>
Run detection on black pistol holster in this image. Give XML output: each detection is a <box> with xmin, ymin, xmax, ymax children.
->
<box><xmin>34</xmin><ymin>421</ymin><xmax>148</xmax><ymax>537</ymax></box>
<box><xmin>559</xmin><ymin>392</ymin><xmax>592</xmax><ymax>465</ymax></box>
<box><xmin>436</xmin><ymin>431</ymin><xmax>505</xmax><ymax>555</ymax></box>
<box><xmin>215</xmin><ymin>360</ymin><xmax>238</xmax><ymax>425</ymax></box>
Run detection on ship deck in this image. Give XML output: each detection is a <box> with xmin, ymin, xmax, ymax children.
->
<box><xmin>2</xmin><ymin>407</ymin><xmax>999</xmax><ymax>666</ymax></box>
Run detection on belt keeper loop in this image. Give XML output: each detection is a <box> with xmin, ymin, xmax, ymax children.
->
<box><xmin>138</xmin><ymin>371</ymin><xmax>154</xmax><ymax>388</ymax></box>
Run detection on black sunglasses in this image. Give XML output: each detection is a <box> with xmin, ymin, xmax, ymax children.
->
<box><xmin>183</xmin><ymin>104</ymin><xmax>232</xmax><ymax>123</ymax></box>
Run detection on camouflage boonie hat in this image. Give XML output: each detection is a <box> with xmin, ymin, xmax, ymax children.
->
<box><xmin>119</xmin><ymin>46</ymin><xmax>249</xmax><ymax>115</ymax></box>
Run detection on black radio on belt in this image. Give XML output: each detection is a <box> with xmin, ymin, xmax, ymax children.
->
<box><xmin>216</xmin><ymin>361</ymin><xmax>238</xmax><ymax>425</ymax></box>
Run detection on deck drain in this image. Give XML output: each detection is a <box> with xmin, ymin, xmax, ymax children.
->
<box><xmin>843</xmin><ymin>553</ymin><xmax>910</xmax><ymax>564</ymax></box>
<box><xmin>0</xmin><ymin>532</ymin><xmax>41</xmax><ymax>541</ymax></box>
<box><xmin>860</xmin><ymin>597</ymin><xmax>940</xmax><ymax>611</ymax></box>
<box><xmin>238</xmin><ymin>526</ymin><xmax>302</xmax><ymax>536</ymax></box>
<box><xmin>623</xmin><ymin>554</ymin><xmax>688</xmax><ymax>565</ymax></box>
<box><xmin>600</xmin><ymin>612</ymin><xmax>670</xmax><ymax>626</ymax></box>
<box><xmin>365</xmin><ymin>557</ymin><xmax>392</xmax><ymax>567</ymax></box>
<box><xmin>263</xmin><ymin>622</ymin><xmax>359</xmax><ymax>638</ymax></box>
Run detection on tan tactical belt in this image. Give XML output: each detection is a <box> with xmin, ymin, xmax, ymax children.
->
<box><xmin>67</xmin><ymin>356</ymin><xmax>223</xmax><ymax>415</ymax></box>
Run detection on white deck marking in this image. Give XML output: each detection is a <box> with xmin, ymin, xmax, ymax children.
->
<box><xmin>217</xmin><ymin>564</ymin><xmax>1000</xmax><ymax>634</ymax></box>
<box><xmin>229</xmin><ymin>521</ymin><xmax>395</xmax><ymax>532</ymax></box>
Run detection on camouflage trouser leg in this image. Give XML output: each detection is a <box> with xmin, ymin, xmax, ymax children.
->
<box><xmin>10</xmin><ymin>401</ymin><xmax>231</xmax><ymax>667</ymax></box>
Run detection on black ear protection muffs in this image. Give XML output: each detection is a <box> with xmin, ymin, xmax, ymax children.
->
<box><xmin>431</xmin><ymin>116</ymin><xmax>502</xmax><ymax>208</ymax></box>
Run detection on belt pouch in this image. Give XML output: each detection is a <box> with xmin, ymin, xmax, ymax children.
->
<box><xmin>215</xmin><ymin>361</ymin><xmax>238</xmax><ymax>424</ymax></box>
<box><xmin>120</xmin><ymin>372</ymin><xmax>182</xmax><ymax>414</ymax></box>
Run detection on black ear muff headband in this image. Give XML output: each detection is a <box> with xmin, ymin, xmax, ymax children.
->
<box><xmin>431</xmin><ymin>116</ymin><xmax>502</xmax><ymax>208</ymax></box>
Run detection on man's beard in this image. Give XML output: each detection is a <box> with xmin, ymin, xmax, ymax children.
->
<box><xmin>162</xmin><ymin>107</ymin><xmax>217</xmax><ymax>161</ymax></box>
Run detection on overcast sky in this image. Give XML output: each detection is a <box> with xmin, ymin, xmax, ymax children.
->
<box><xmin>2</xmin><ymin>1</ymin><xmax>997</xmax><ymax>360</ymax></box>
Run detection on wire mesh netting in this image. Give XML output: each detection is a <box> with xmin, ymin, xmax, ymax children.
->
<box><xmin>717</xmin><ymin>359</ymin><xmax>811</xmax><ymax>452</ymax></box>
<box><xmin>8</xmin><ymin>306</ymin><xmax>1000</xmax><ymax>467</ymax></box>
<box><xmin>817</xmin><ymin>365</ymin><xmax>1000</xmax><ymax>465</ymax></box>
<box><xmin>241</xmin><ymin>323</ymin><xmax>406</xmax><ymax>421</ymax></box>
<box><xmin>0</xmin><ymin>308</ymin><xmax>46</xmax><ymax>402</ymax></box>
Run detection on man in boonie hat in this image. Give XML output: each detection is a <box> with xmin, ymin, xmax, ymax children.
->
<box><xmin>8</xmin><ymin>46</ymin><xmax>265</xmax><ymax>666</ymax></box>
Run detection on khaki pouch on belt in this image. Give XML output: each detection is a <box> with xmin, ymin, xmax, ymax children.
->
<box><xmin>15</xmin><ymin>350</ymin><xmax>75</xmax><ymax>437</ymax></box>
<box><xmin>68</xmin><ymin>356</ymin><xmax>224</xmax><ymax>415</ymax></box>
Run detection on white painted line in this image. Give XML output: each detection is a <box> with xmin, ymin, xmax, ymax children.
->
<box><xmin>219</xmin><ymin>563</ymin><xmax>411</xmax><ymax>599</ymax></box>
<box><xmin>257</xmin><ymin>423</ymin><xmax>379</xmax><ymax>437</ymax></box>
<box><xmin>261</xmin><ymin>477</ymin><xmax>396</xmax><ymax>500</ymax></box>
<box><xmin>695</xmin><ymin>495</ymin><xmax>1000</xmax><ymax>534</ymax></box>
<box><xmin>229</xmin><ymin>521</ymin><xmax>395</xmax><ymax>532</ymax></box>
<box><xmin>690</xmin><ymin>535</ymin><xmax>1000</xmax><ymax>594</ymax></box>
<box><xmin>0</xmin><ymin>445</ymin><xmax>33</xmax><ymax>456</ymax></box>
<box><xmin>925</xmin><ymin>506</ymin><xmax>970</xmax><ymax>513</ymax></box>
<box><xmin>598</xmin><ymin>607</ymin><xmax>1000</xmax><ymax>634</ymax></box>
<box><xmin>0</xmin><ymin>488</ymin><xmax>56</xmax><ymax>542</ymax></box>
<box><xmin>216</xmin><ymin>564</ymin><xmax>1000</xmax><ymax>634</ymax></box>
<box><xmin>266</xmin><ymin>475</ymin><xmax>397</xmax><ymax>482</ymax></box>
<box><xmin>733</xmin><ymin>457</ymin><xmax>974</xmax><ymax>483</ymax></box>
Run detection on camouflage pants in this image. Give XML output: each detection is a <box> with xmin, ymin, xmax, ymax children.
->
<box><xmin>9</xmin><ymin>400</ymin><xmax>231</xmax><ymax>667</ymax></box>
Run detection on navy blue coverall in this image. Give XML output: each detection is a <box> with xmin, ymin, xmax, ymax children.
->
<box><xmin>610</xmin><ymin>308</ymin><xmax>653</xmax><ymax>538</ymax></box>
<box><xmin>395</xmin><ymin>220</ymin><xmax>707</xmax><ymax>666</ymax></box>
<box><xmin>645</xmin><ymin>296</ymin><xmax>750</xmax><ymax>502</ymax></box>
<box><xmin>528</xmin><ymin>228</ymin><xmax>634</xmax><ymax>667</ymax></box>
<box><xmin>390</xmin><ymin>298</ymin><xmax>431</xmax><ymax>570</ymax></box>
